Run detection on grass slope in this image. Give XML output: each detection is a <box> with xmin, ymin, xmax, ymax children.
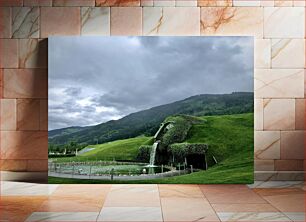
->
<box><xmin>187</xmin><ymin>113</ymin><xmax>254</xmax><ymax>164</ymax></box>
<box><xmin>49</xmin><ymin>113</ymin><xmax>254</xmax><ymax>184</ymax></box>
<box><xmin>53</xmin><ymin>136</ymin><xmax>151</xmax><ymax>162</ymax></box>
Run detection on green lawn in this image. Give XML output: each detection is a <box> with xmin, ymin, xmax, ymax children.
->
<box><xmin>49</xmin><ymin>113</ymin><xmax>254</xmax><ymax>184</ymax></box>
<box><xmin>52</xmin><ymin>136</ymin><xmax>151</xmax><ymax>163</ymax></box>
<box><xmin>187</xmin><ymin>113</ymin><xmax>254</xmax><ymax>165</ymax></box>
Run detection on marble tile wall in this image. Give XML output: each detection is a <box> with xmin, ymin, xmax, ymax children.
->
<box><xmin>0</xmin><ymin>0</ymin><xmax>304</xmax><ymax>182</ymax></box>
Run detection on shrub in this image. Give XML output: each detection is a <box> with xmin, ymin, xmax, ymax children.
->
<box><xmin>160</xmin><ymin>116</ymin><xmax>192</xmax><ymax>148</ymax></box>
<box><xmin>169</xmin><ymin>143</ymin><xmax>208</xmax><ymax>162</ymax></box>
<box><xmin>136</xmin><ymin>145</ymin><xmax>152</xmax><ymax>162</ymax></box>
<box><xmin>48</xmin><ymin>154</ymin><xmax>76</xmax><ymax>158</ymax></box>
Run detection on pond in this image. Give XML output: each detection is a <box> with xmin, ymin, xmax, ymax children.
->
<box><xmin>94</xmin><ymin>165</ymin><xmax>170</xmax><ymax>175</ymax></box>
<box><xmin>50</xmin><ymin>162</ymin><xmax>171</xmax><ymax>176</ymax></box>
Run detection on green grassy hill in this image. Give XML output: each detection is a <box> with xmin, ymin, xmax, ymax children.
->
<box><xmin>50</xmin><ymin>113</ymin><xmax>254</xmax><ymax>184</ymax></box>
<box><xmin>54</xmin><ymin>136</ymin><xmax>151</xmax><ymax>163</ymax></box>
<box><xmin>153</xmin><ymin>112</ymin><xmax>254</xmax><ymax>183</ymax></box>
<box><xmin>187</xmin><ymin>113</ymin><xmax>253</xmax><ymax>165</ymax></box>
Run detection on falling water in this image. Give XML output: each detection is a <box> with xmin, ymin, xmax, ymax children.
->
<box><xmin>149</xmin><ymin>142</ymin><xmax>159</xmax><ymax>166</ymax></box>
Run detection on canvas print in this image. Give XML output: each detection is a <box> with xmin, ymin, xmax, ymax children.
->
<box><xmin>48</xmin><ymin>36</ymin><xmax>254</xmax><ymax>184</ymax></box>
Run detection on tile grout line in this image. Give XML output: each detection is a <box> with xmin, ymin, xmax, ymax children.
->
<box><xmin>200</xmin><ymin>185</ymin><xmax>294</xmax><ymax>221</ymax></box>
<box><xmin>157</xmin><ymin>184</ymin><xmax>165</xmax><ymax>222</ymax></box>
<box><xmin>21</xmin><ymin>194</ymin><xmax>50</xmax><ymax>221</ymax></box>
<box><xmin>255</xmin><ymin>191</ymin><xmax>284</xmax><ymax>211</ymax></box>
<box><xmin>95</xmin><ymin>184</ymin><xmax>112</xmax><ymax>221</ymax></box>
<box><xmin>198</xmin><ymin>184</ymin><xmax>222</xmax><ymax>222</ymax></box>
<box><xmin>251</xmin><ymin>188</ymin><xmax>294</xmax><ymax>221</ymax></box>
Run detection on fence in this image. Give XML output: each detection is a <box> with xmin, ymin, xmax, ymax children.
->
<box><xmin>48</xmin><ymin>161</ymin><xmax>190</xmax><ymax>180</ymax></box>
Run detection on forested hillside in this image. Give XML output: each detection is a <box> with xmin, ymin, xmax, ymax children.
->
<box><xmin>49</xmin><ymin>92</ymin><xmax>253</xmax><ymax>145</ymax></box>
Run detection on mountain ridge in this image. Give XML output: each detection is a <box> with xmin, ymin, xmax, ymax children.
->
<box><xmin>49</xmin><ymin>92</ymin><xmax>254</xmax><ymax>145</ymax></box>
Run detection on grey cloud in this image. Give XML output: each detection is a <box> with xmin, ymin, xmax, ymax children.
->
<box><xmin>49</xmin><ymin>36</ymin><xmax>253</xmax><ymax>130</ymax></box>
<box><xmin>64</xmin><ymin>87</ymin><xmax>82</xmax><ymax>97</ymax></box>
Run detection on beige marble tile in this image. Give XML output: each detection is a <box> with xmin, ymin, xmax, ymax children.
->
<box><xmin>110</xmin><ymin>7</ymin><xmax>142</xmax><ymax>35</ymax></box>
<box><xmin>200</xmin><ymin>185</ymin><xmax>266</xmax><ymax>204</ymax></box>
<box><xmin>17</xmin><ymin>99</ymin><xmax>40</xmax><ymax>131</ymax></box>
<box><xmin>41</xmin><ymin>7</ymin><xmax>80</xmax><ymax>38</ymax></box>
<box><xmin>0</xmin><ymin>7</ymin><xmax>11</xmax><ymax>38</ymax></box>
<box><xmin>255</xmin><ymin>131</ymin><xmax>280</xmax><ymax>160</ymax></box>
<box><xmin>260</xmin><ymin>0</ymin><xmax>274</xmax><ymax>6</ymax></box>
<box><xmin>176</xmin><ymin>0</ymin><xmax>197</xmax><ymax>6</ymax></box>
<box><xmin>0</xmin><ymin>131</ymin><xmax>48</xmax><ymax>159</ymax></box>
<box><xmin>263</xmin><ymin>99</ymin><xmax>295</xmax><ymax>130</ymax></box>
<box><xmin>0</xmin><ymin>99</ymin><xmax>16</xmax><ymax>131</ymax></box>
<box><xmin>293</xmin><ymin>0</ymin><xmax>305</xmax><ymax>6</ymax></box>
<box><xmin>271</xmin><ymin>39</ymin><xmax>305</xmax><ymax>68</ymax></box>
<box><xmin>0</xmin><ymin>159</ymin><xmax>27</xmax><ymax>171</ymax></box>
<box><xmin>283</xmin><ymin>212</ymin><xmax>305</xmax><ymax>221</ymax></box>
<box><xmin>200</xmin><ymin>7</ymin><xmax>263</xmax><ymax>38</ymax></box>
<box><xmin>53</xmin><ymin>0</ymin><xmax>95</xmax><ymax>6</ymax></box>
<box><xmin>256</xmin><ymin>171</ymin><xmax>304</xmax><ymax>181</ymax></box>
<box><xmin>143</xmin><ymin>7</ymin><xmax>200</xmax><ymax>36</ymax></box>
<box><xmin>0</xmin><ymin>69</ymin><xmax>3</xmax><ymax>98</ymax></box>
<box><xmin>27</xmin><ymin>159</ymin><xmax>48</xmax><ymax>172</ymax></box>
<box><xmin>38</xmin><ymin>196</ymin><xmax>104</xmax><ymax>212</ymax></box>
<box><xmin>154</xmin><ymin>0</ymin><xmax>175</xmax><ymax>6</ymax></box>
<box><xmin>12</xmin><ymin>7</ymin><xmax>39</xmax><ymax>38</ymax></box>
<box><xmin>212</xmin><ymin>203</ymin><xmax>278</xmax><ymax>212</ymax></box>
<box><xmin>19</xmin><ymin>39</ymin><xmax>48</xmax><ymax>68</ymax></box>
<box><xmin>255</xmin><ymin>188</ymin><xmax>305</xmax><ymax>212</ymax></box>
<box><xmin>81</xmin><ymin>7</ymin><xmax>110</xmax><ymax>36</ymax></box>
<box><xmin>96</xmin><ymin>0</ymin><xmax>140</xmax><ymax>6</ymax></box>
<box><xmin>161</xmin><ymin>197</ymin><xmax>219</xmax><ymax>221</ymax></box>
<box><xmin>159</xmin><ymin>184</ymin><xmax>204</xmax><ymax>198</ymax></box>
<box><xmin>255</xmin><ymin>99</ymin><xmax>263</xmax><ymax>130</ymax></box>
<box><xmin>104</xmin><ymin>185</ymin><xmax>160</xmax><ymax>207</ymax></box>
<box><xmin>280</xmin><ymin>130</ymin><xmax>304</xmax><ymax>160</ymax></box>
<box><xmin>0</xmin><ymin>0</ymin><xmax>23</xmax><ymax>6</ymax></box>
<box><xmin>24</xmin><ymin>0</ymin><xmax>52</xmax><ymax>6</ymax></box>
<box><xmin>217</xmin><ymin>212</ymin><xmax>291</xmax><ymax>221</ymax></box>
<box><xmin>254</xmin><ymin>160</ymin><xmax>274</xmax><ymax>171</ymax></box>
<box><xmin>1</xmin><ymin>181</ymin><xmax>58</xmax><ymax>196</ymax></box>
<box><xmin>51</xmin><ymin>184</ymin><xmax>111</xmax><ymax>199</ymax></box>
<box><xmin>0</xmin><ymin>196</ymin><xmax>47</xmax><ymax>221</ymax></box>
<box><xmin>304</xmin><ymin>70</ymin><xmax>306</xmax><ymax>98</ymax></box>
<box><xmin>198</xmin><ymin>0</ymin><xmax>233</xmax><ymax>6</ymax></box>
<box><xmin>248</xmin><ymin>181</ymin><xmax>304</xmax><ymax>188</ymax></box>
<box><xmin>255</xmin><ymin>39</ymin><xmax>271</xmax><ymax>69</ymax></box>
<box><xmin>274</xmin><ymin>0</ymin><xmax>293</xmax><ymax>6</ymax></box>
<box><xmin>40</xmin><ymin>99</ymin><xmax>48</xmax><ymax>130</ymax></box>
<box><xmin>0</xmin><ymin>39</ymin><xmax>18</xmax><ymax>68</ymax></box>
<box><xmin>141</xmin><ymin>0</ymin><xmax>153</xmax><ymax>6</ymax></box>
<box><xmin>98</xmin><ymin>207</ymin><xmax>162</xmax><ymax>221</ymax></box>
<box><xmin>26</xmin><ymin>212</ymin><xmax>99</xmax><ymax>222</ymax></box>
<box><xmin>275</xmin><ymin>160</ymin><xmax>304</xmax><ymax>171</ymax></box>
<box><xmin>264</xmin><ymin>7</ymin><xmax>305</xmax><ymax>38</ymax></box>
<box><xmin>3</xmin><ymin>69</ymin><xmax>48</xmax><ymax>99</ymax></box>
<box><xmin>255</xmin><ymin>69</ymin><xmax>304</xmax><ymax>98</ymax></box>
<box><xmin>295</xmin><ymin>99</ymin><xmax>304</xmax><ymax>130</ymax></box>
<box><xmin>233</xmin><ymin>0</ymin><xmax>260</xmax><ymax>6</ymax></box>
<box><xmin>33</xmin><ymin>186</ymin><xmax>107</xmax><ymax>211</ymax></box>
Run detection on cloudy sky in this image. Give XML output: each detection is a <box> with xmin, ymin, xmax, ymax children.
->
<box><xmin>48</xmin><ymin>36</ymin><xmax>253</xmax><ymax>130</ymax></box>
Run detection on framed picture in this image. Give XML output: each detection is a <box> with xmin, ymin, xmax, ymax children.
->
<box><xmin>48</xmin><ymin>36</ymin><xmax>254</xmax><ymax>184</ymax></box>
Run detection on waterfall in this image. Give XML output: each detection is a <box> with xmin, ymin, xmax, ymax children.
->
<box><xmin>149</xmin><ymin>142</ymin><xmax>159</xmax><ymax>166</ymax></box>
